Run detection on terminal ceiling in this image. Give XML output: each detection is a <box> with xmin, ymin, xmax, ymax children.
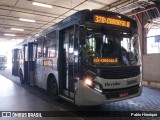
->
<box><xmin>0</xmin><ymin>0</ymin><xmax>159</xmax><ymax>42</ymax></box>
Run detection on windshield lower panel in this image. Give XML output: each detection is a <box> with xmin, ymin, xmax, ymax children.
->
<box><xmin>82</xmin><ymin>27</ymin><xmax>140</xmax><ymax>67</ymax></box>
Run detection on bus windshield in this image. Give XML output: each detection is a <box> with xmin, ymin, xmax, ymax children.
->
<box><xmin>82</xmin><ymin>28</ymin><xmax>140</xmax><ymax>66</ymax></box>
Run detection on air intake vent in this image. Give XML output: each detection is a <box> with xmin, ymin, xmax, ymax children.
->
<box><xmin>99</xmin><ymin>66</ymin><xmax>140</xmax><ymax>79</ymax></box>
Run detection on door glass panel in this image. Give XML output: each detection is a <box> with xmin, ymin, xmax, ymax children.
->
<box><xmin>62</xmin><ymin>27</ymin><xmax>79</xmax><ymax>93</ymax></box>
<box><xmin>24</xmin><ymin>46</ymin><xmax>28</xmax><ymax>61</ymax></box>
<box><xmin>63</xmin><ymin>31</ymin><xmax>69</xmax><ymax>89</ymax></box>
<box><xmin>68</xmin><ymin>30</ymin><xmax>74</xmax><ymax>92</ymax></box>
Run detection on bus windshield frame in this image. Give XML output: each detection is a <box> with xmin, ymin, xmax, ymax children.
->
<box><xmin>81</xmin><ymin>27</ymin><xmax>140</xmax><ymax>67</ymax></box>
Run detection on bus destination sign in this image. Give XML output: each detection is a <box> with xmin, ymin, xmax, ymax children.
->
<box><xmin>93</xmin><ymin>58</ymin><xmax>118</xmax><ymax>64</ymax></box>
<box><xmin>93</xmin><ymin>15</ymin><xmax>130</xmax><ymax>28</ymax></box>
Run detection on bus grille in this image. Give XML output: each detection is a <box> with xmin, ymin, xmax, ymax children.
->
<box><xmin>0</xmin><ymin>58</ymin><xmax>5</xmax><ymax>62</ymax></box>
<box><xmin>99</xmin><ymin>66</ymin><xmax>140</xmax><ymax>79</ymax></box>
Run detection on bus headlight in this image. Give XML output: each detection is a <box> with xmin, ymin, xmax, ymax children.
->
<box><xmin>83</xmin><ymin>70</ymin><xmax>102</xmax><ymax>93</ymax></box>
<box><xmin>94</xmin><ymin>83</ymin><xmax>102</xmax><ymax>93</ymax></box>
<box><xmin>83</xmin><ymin>70</ymin><xmax>96</xmax><ymax>87</ymax></box>
<box><xmin>84</xmin><ymin>78</ymin><xmax>102</xmax><ymax>93</ymax></box>
<box><xmin>84</xmin><ymin>78</ymin><xmax>93</xmax><ymax>86</ymax></box>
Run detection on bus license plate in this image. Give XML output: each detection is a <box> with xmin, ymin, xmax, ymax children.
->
<box><xmin>119</xmin><ymin>92</ymin><xmax>129</xmax><ymax>97</ymax></box>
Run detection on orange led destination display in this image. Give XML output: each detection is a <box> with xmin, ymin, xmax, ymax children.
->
<box><xmin>94</xmin><ymin>15</ymin><xmax>130</xmax><ymax>28</ymax></box>
<box><xmin>93</xmin><ymin>58</ymin><xmax>118</xmax><ymax>64</ymax></box>
<box><xmin>43</xmin><ymin>60</ymin><xmax>53</xmax><ymax>66</ymax></box>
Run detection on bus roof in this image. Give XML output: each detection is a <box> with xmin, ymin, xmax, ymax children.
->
<box><xmin>20</xmin><ymin>9</ymin><xmax>137</xmax><ymax>44</ymax></box>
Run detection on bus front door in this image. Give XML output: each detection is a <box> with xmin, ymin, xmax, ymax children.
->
<box><xmin>23</xmin><ymin>43</ymin><xmax>36</xmax><ymax>84</ymax></box>
<box><xmin>59</xmin><ymin>27</ymin><xmax>79</xmax><ymax>102</ymax></box>
<box><xmin>23</xmin><ymin>44</ymin><xmax>29</xmax><ymax>83</ymax></box>
<box><xmin>12</xmin><ymin>49</ymin><xmax>20</xmax><ymax>76</ymax></box>
<box><xmin>28</xmin><ymin>42</ymin><xmax>37</xmax><ymax>85</ymax></box>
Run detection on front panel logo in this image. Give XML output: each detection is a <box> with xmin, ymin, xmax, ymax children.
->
<box><xmin>105</xmin><ymin>82</ymin><xmax>120</xmax><ymax>86</ymax></box>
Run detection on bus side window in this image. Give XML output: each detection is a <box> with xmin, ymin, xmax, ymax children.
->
<box><xmin>36</xmin><ymin>37</ymin><xmax>43</xmax><ymax>58</ymax></box>
<box><xmin>20</xmin><ymin>48</ymin><xmax>24</xmax><ymax>61</ymax></box>
<box><xmin>43</xmin><ymin>36</ymin><xmax>47</xmax><ymax>57</ymax></box>
<box><xmin>44</xmin><ymin>30</ymin><xmax>57</xmax><ymax>57</ymax></box>
<box><xmin>19</xmin><ymin>49</ymin><xmax>22</xmax><ymax>60</ymax></box>
<box><xmin>33</xmin><ymin>44</ymin><xmax>37</xmax><ymax>60</ymax></box>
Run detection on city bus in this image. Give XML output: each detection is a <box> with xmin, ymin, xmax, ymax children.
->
<box><xmin>12</xmin><ymin>9</ymin><xmax>142</xmax><ymax>106</ymax></box>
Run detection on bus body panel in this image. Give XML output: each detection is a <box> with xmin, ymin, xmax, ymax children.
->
<box><xmin>35</xmin><ymin>58</ymin><xmax>44</xmax><ymax>87</ymax></box>
<box><xmin>40</xmin><ymin>57</ymin><xmax>58</xmax><ymax>90</ymax></box>
<box><xmin>79</xmin><ymin>80</ymin><xmax>103</xmax><ymax>105</ymax></box>
<box><xmin>95</xmin><ymin>75</ymin><xmax>141</xmax><ymax>89</ymax></box>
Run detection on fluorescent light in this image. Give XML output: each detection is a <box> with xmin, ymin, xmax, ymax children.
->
<box><xmin>32</xmin><ymin>2</ymin><xmax>52</xmax><ymax>8</ymax></box>
<box><xmin>19</xmin><ymin>18</ymin><xmax>35</xmax><ymax>22</ymax></box>
<box><xmin>4</xmin><ymin>34</ymin><xmax>16</xmax><ymax>36</ymax></box>
<box><xmin>11</xmin><ymin>28</ymin><xmax>24</xmax><ymax>31</ymax></box>
<box><xmin>11</xmin><ymin>39</ymin><xmax>23</xmax><ymax>42</ymax></box>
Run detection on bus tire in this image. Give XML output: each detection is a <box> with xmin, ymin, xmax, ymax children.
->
<box><xmin>20</xmin><ymin>72</ymin><xmax>25</xmax><ymax>84</ymax></box>
<box><xmin>49</xmin><ymin>78</ymin><xmax>60</xmax><ymax>101</ymax></box>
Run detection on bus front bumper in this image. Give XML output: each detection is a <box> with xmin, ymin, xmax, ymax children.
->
<box><xmin>78</xmin><ymin>81</ymin><xmax>142</xmax><ymax>106</ymax></box>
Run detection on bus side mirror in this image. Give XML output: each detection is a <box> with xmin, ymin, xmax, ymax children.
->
<box><xmin>79</xmin><ymin>26</ymin><xmax>85</xmax><ymax>45</ymax></box>
<box><xmin>73</xmin><ymin>77</ymin><xmax>79</xmax><ymax>82</ymax></box>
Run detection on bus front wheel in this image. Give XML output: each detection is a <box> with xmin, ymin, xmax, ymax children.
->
<box><xmin>49</xmin><ymin>78</ymin><xmax>58</xmax><ymax>98</ymax></box>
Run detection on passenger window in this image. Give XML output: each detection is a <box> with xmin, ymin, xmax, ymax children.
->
<box><xmin>19</xmin><ymin>50</ymin><xmax>21</xmax><ymax>60</ymax></box>
<box><xmin>36</xmin><ymin>37</ymin><xmax>43</xmax><ymax>58</ymax></box>
<box><xmin>44</xmin><ymin>30</ymin><xmax>57</xmax><ymax>57</ymax></box>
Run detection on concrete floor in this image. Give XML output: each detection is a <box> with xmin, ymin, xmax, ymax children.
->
<box><xmin>0</xmin><ymin>74</ymin><xmax>83</xmax><ymax>120</ymax></box>
<box><xmin>0</xmin><ymin>75</ymin><xmax>60</xmax><ymax>111</ymax></box>
<box><xmin>0</xmin><ymin>67</ymin><xmax>160</xmax><ymax>120</ymax></box>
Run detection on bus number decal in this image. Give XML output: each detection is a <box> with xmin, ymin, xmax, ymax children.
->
<box><xmin>126</xmin><ymin>79</ymin><xmax>137</xmax><ymax>85</ymax></box>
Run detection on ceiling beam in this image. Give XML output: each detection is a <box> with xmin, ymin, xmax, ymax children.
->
<box><xmin>101</xmin><ymin>0</ymin><xmax>138</xmax><ymax>10</ymax></box>
<box><xmin>0</xmin><ymin>5</ymin><xmax>66</xmax><ymax>19</ymax></box>
<box><xmin>24</xmin><ymin>0</ymin><xmax>88</xmax><ymax>37</ymax></box>
<box><xmin>0</xmin><ymin>15</ymin><xmax>56</xmax><ymax>24</ymax></box>
<box><xmin>0</xmin><ymin>23</ymin><xmax>41</xmax><ymax>30</ymax></box>
<box><xmin>87</xmin><ymin>0</ymin><xmax>108</xmax><ymax>5</ymax></box>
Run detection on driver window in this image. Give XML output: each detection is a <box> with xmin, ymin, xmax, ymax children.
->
<box><xmin>89</xmin><ymin>38</ymin><xmax>96</xmax><ymax>52</ymax></box>
<box><xmin>121</xmin><ymin>38</ymin><xmax>129</xmax><ymax>52</ymax></box>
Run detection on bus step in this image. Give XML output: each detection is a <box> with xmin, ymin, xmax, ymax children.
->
<box><xmin>59</xmin><ymin>95</ymin><xmax>74</xmax><ymax>103</ymax></box>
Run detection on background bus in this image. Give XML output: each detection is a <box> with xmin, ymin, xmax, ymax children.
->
<box><xmin>12</xmin><ymin>9</ymin><xmax>142</xmax><ymax>106</ymax></box>
<box><xmin>0</xmin><ymin>55</ymin><xmax>7</xmax><ymax>70</ymax></box>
